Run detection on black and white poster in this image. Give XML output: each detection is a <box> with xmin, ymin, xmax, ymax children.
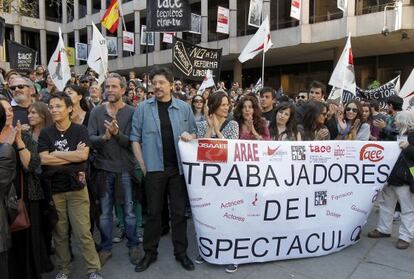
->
<box><xmin>146</xmin><ymin>0</ymin><xmax>191</xmax><ymax>32</ymax></box>
<box><xmin>172</xmin><ymin>37</ymin><xmax>222</xmax><ymax>82</ymax></box>
<box><xmin>248</xmin><ymin>0</ymin><xmax>263</xmax><ymax>28</ymax></box>
<box><xmin>106</xmin><ymin>36</ymin><xmax>118</xmax><ymax>56</ymax></box>
<box><xmin>189</xmin><ymin>13</ymin><xmax>202</xmax><ymax>34</ymax></box>
<box><xmin>140</xmin><ymin>25</ymin><xmax>155</xmax><ymax>46</ymax></box>
<box><xmin>75</xmin><ymin>43</ymin><xmax>88</xmax><ymax>61</ymax></box>
<box><xmin>7</xmin><ymin>40</ymin><xmax>37</xmax><ymax>71</ymax></box>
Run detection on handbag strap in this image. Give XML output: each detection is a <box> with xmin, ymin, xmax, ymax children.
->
<box><xmin>20</xmin><ymin>170</ymin><xmax>24</xmax><ymax>202</ymax></box>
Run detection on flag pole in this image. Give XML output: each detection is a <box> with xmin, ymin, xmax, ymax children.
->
<box><xmin>261</xmin><ymin>12</ymin><xmax>265</xmax><ymax>86</ymax></box>
<box><xmin>117</xmin><ymin>0</ymin><xmax>132</xmax><ymax>56</ymax></box>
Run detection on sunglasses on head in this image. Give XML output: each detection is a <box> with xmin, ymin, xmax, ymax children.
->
<box><xmin>346</xmin><ymin>107</ymin><xmax>358</xmax><ymax>113</ymax></box>
<box><xmin>10</xmin><ymin>84</ymin><xmax>28</xmax><ymax>90</ymax></box>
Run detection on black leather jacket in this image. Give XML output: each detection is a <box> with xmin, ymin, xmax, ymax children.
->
<box><xmin>0</xmin><ymin>143</ymin><xmax>16</xmax><ymax>253</ymax></box>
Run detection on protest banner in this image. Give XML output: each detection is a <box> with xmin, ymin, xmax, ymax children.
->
<box><xmin>65</xmin><ymin>47</ymin><xmax>76</xmax><ymax>66</ymax></box>
<box><xmin>146</xmin><ymin>0</ymin><xmax>191</xmax><ymax>32</ymax></box>
<box><xmin>172</xmin><ymin>37</ymin><xmax>222</xmax><ymax>82</ymax></box>
<box><xmin>341</xmin><ymin>76</ymin><xmax>400</xmax><ymax>107</ymax></box>
<box><xmin>8</xmin><ymin>40</ymin><xmax>37</xmax><ymax>71</ymax></box>
<box><xmin>290</xmin><ymin>0</ymin><xmax>301</xmax><ymax>21</ymax></box>
<box><xmin>179</xmin><ymin>139</ymin><xmax>400</xmax><ymax>264</ymax></box>
<box><xmin>140</xmin><ymin>25</ymin><xmax>155</xmax><ymax>46</ymax></box>
<box><xmin>189</xmin><ymin>13</ymin><xmax>202</xmax><ymax>34</ymax></box>
<box><xmin>248</xmin><ymin>0</ymin><xmax>263</xmax><ymax>27</ymax></box>
<box><xmin>163</xmin><ymin>32</ymin><xmax>176</xmax><ymax>44</ymax></box>
<box><xmin>123</xmin><ymin>31</ymin><xmax>134</xmax><ymax>52</ymax></box>
<box><xmin>75</xmin><ymin>43</ymin><xmax>88</xmax><ymax>61</ymax></box>
<box><xmin>106</xmin><ymin>36</ymin><xmax>118</xmax><ymax>56</ymax></box>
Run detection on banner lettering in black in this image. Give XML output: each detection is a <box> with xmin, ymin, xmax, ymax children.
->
<box><xmin>7</xmin><ymin>40</ymin><xmax>37</xmax><ymax>71</ymax></box>
<box><xmin>146</xmin><ymin>0</ymin><xmax>191</xmax><ymax>32</ymax></box>
<box><xmin>172</xmin><ymin>37</ymin><xmax>222</xmax><ymax>82</ymax></box>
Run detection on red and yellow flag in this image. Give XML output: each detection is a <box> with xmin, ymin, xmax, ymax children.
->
<box><xmin>101</xmin><ymin>0</ymin><xmax>119</xmax><ymax>33</ymax></box>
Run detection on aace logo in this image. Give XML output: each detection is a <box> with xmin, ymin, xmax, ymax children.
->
<box><xmin>359</xmin><ymin>143</ymin><xmax>384</xmax><ymax>162</ymax></box>
<box><xmin>197</xmin><ymin>139</ymin><xmax>228</xmax><ymax>163</ymax></box>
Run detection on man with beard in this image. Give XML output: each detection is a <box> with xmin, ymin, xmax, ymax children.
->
<box><xmin>131</xmin><ymin>67</ymin><xmax>196</xmax><ymax>272</ymax></box>
<box><xmin>9</xmin><ymin>76</ymin><xmax>34</xmax><ymax>125</ymax></box>
<box><xmin>87</xmin><ymin>73</ymin><xmax>140</xmax><ymax>267</ymax></box>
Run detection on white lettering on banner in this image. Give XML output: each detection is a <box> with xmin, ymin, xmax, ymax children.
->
<box><xmin>178</xmin><ymin>140</ymin><xmax>400</xmax><ymax>264</ymax></box>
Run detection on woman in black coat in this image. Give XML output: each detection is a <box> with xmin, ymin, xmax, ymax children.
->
<box><xmin>368</xmin><ymin>111</ymin><xmax>414</xmax><ymax>249</ymax></box>
<box><xmin>0</xmin><ymin>104</ymin><xmax>16</xmax><ymax>278</ymax></box>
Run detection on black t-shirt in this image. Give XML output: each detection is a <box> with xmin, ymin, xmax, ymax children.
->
<box><xmin>157</xmin><ymin>100</ymin><xmax>178</xmax><ymax>169</ymax></box>
<box><xmin>38</xmin><ymin>123</ymin><xmax>90</xmax><ymax>193</ymax></box>
<box><xmin>12</xmin><ymin>105</ymin><xmax>29</xmax><ymax>125</ymax></box>
<box><xmin>262</xmin><ymin>108</ymin><xmax>276</xmax><ymax>126</ymax></box>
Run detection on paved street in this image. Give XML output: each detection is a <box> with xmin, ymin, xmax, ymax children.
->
<box><xmin>45</xmin><ymin>208</ymin><xmax>414</xmax><ymax>279</ymax></box>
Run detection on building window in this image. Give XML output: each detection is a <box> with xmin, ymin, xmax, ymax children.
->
<box><xmin>92</xmin><ymin>0</ymin><xmax>100</xmax><ymax>14</ymax></box>
<box><xmin>79</xmin><ymin>0</ymin><xmax>87</xmax><ymax>18</ymax></box>
<box><xmin>270</xmin><ymin>0</ymin><xmax>299</xmax><ymax>30</ymax></box>
<box><xmin>182</xmin><ymin>1</ymin><xmax>202</xmax><ymax>45</ymax></box>
<box><xmin>309</xmin><ymin>0</ymin><xmax>343</xmax><ymax>24</ymax></box>
<box><xmin>237</xmin><ymin>0</ymin><xmax>257</xmax><ymax>36</ymax></box>
<box><xmin>208</xmin><ymin>0</ymin><xmax>229</xmax><ymax>42</ymax></box>
<box><xmin>356</xmin><ymin>0</ymin><xmax>414</xmax><ymax>16</ymax></box>
<box><xmin>45</xmin><ymin>0</ymin><xmax>62</xmax><ymax>22</ymax></box>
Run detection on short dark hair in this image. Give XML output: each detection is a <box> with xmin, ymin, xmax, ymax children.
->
<box><xmin>64</xmin><ymin>84</ymin><xmax>90</xmax><ymax>112</ymax></box>
<box><xmin>369</xmin><ymin>99</ymin><xmax>380</xmax><ymax>112</ymax></box>
<box><xmin>208</xmin><ymin>91</ymin><xmax>231</xmax><ymax>115</ymax></box>
<box><xmin>309</xmin><ymin>81</ymin><xmax>326</xmax><ymax>95</ymax></box>
<box><xmin>387</xmin><ymin>95</ymin><xmax>403</xmax><ymax>111</ymax></box>
<box><xmin>49</xmin><ymin>91</ymin><xmax>74</xmax><ymax>108</ymax></box>
<box><xmin>259</xmin><ymin>87</ymin><xmax>276</xmax><ymax>99</ymax></box>
<box><xmin>149</xmin><ymin>66</ymin><xmax>174</xmax><ymax>84</ymax></box>
<box><xmin>136</xmin><ymin>85</ymin><xmax>146</xmax><ymax>93</ymax></box>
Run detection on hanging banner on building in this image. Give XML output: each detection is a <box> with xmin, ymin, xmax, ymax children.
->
<box><xmin>7</xmin><ymin>40</ymin><xmax>37</xmax><ymax>71</ymax></box>
<box><xmin>189</xmin><ymin>13</ymin><xmax>202</xmax><ymax>34</ymax></box>
<box><xmin>75</xmin><ymin>42</ymin><xmax>88</xmax><ymax>61</ymax></box>
<box><xmin>178</xmin><ymin>139</ymin><xmax>399</xmax><ymax>264</ymax></box>
<box><xmin>140</xmin><ymin>25</ymin><xmax>155</xmax><ymax>46</ymax></box>
<box><xmin>106</xmin><ymin>36</ymin><xmax>118</xmax><ymax>56</ymax></box>
<box><xmin>146</xmin><ymin>0</ymin><xmax>191</xmax><ymax>32</ymax></box>
<box><xmin>341</xmin><ymin>76</ymin><xmax>400</xmax><ymax>106</ymax></box>
<box><xmin>0</xmin><ymin>17</ymin><xmax>5</xmax><ymax>46</ymax></box>
<box><xmin>216</xmin><ymin>6</ymin><xmax>229</xmax><ymax>34</ymax></box>
<box><xmin>123</xmin><ymin>31</ymin><xmax>134</xmax><ymax>52</ymax></box>
<box><xmin>172</xmin><ymin>37</ymin><xmax>222</xmax><ymax>81</ymax></box>
<box><xmin>337</xmin><ymin>0</ymin><xmax>348</xmax><ymax>12</ymax></box>
<box><xmin>290</xmin><ymin>0</ymin><xmax>301</xmax><ymax>21</ymax></box>
<box><xmin>163</xmin><ymin>32</ymin><xmax>176</xmax><ymax>44</ymax></box>
<box><xmin>248</xmin><ymin>0</ymin><xmax>263</xmax><ymax>27</ymax></box>
<box><xmin>65</xmin><ymin>47</ymin><xmax>76</xmax><ymax>66</ymax></box>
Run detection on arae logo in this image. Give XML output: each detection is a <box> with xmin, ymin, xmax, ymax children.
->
<box><xmin>197</xmin><ymin>139</ymin><xmax>228</xmax><ymax>163</ymax></box>
<box><xmin>359</xmin><ymin>143</ymin><xmax>384</xmax><ymax>162</ymax></box>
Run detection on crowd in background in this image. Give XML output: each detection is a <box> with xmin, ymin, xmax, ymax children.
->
<box><xmin>0</xmin><ymin>64</ymin><xmax>413</xmax><ymax>279</ymax></box>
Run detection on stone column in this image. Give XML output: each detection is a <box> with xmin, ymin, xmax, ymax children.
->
<box><xmin>233</xmin><ymin>60</ymin><xmax>242</xmax><ymax>86</ymax></box>
<box><xmin>201</xmin><ymin>0</ymin><xmax>208</xmax><ymax>43</ymax></box>
<box><xmin>40</xmin><ymin>30</ymin><xmax>47</xmax><ymax>66</ymax></box>
<box><xmin>134</xmin><ymin>11</ymin><xmax>141</xmax><ymax>54</ymax></box>
<box><xmin>74</xmin><ymin>30</ymin><xmax>80</xmax><ymax>66</ymax></box>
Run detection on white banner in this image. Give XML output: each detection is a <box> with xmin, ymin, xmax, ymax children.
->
<box><xmin>179</xmin><ymin>139</ymin><xmax>400</xmax><ymax>264</ymax></box>
<box><xmin>163</xmin><ymin>32</ymin><xmax>176</xmax><ymax>44</ymax></box>
<box><xmin>290</xmin><ymin>0</ymin><xmax>301</xmax><ymax>21</ymax></box>
<box><xmin>216</xmin><ymin>6</ymin><xmax>229</xmax><ymax>34</ymax></box>
<box><xmin>123</xmin><ymin>31</ymin><xmax>134</xmax><ymax>52</ymax></box>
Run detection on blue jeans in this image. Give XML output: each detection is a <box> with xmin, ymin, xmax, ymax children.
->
<box><xmin>99</xmin><ymin>172</ymin><xmax>139</xmax><ymax>251</ymax></box>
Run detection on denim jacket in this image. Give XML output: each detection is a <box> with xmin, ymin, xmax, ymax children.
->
<box><xmin>130</xmin><ymin>97</ymin><xmax>196</xmax><ymax>174</ymax></box>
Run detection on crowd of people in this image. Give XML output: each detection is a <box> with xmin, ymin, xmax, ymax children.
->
<box><xmin>0</xmin><ymin>64</ymin><xmax>413</xmax><ymax>279</ymax></box>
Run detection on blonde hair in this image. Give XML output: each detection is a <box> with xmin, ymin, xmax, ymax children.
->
<box><xmin>395</xmin><ymin>111</ymin><xmax>414</xmax><ymax>135</ymax></box>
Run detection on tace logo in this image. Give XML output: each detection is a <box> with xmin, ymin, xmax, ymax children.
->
<box><xmin>197</xmin><ymin>139</ymin><xmax>228</xmax><ymax>163</ymax></box>
<box><xmin>360</xmin><ymin>143</ymin><xmax>384</xmax><ymax>162</ymax></box>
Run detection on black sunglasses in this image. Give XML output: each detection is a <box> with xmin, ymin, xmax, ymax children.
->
<box><xmin>346</xmin><ymin>107</ymin><xmax>358</xmax><ymax>113</ymax></box>
<box><xmin>10</xmin><ymin>84</ymin><xmax>29</xmax><ymax>90</ymax></box>
<box><xmin>296</xmin><ymin>95</ymin><xmax>306</xmax><ymax>99</ymax></box>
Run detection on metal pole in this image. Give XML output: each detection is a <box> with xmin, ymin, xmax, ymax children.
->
<box><xmin>146</xmin><ymin>33</ymin><xmax>148</xmax><ymax>90</ymax></box>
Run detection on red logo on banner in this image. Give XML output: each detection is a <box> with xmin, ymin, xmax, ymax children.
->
<box><xmin>197</xmin><ymin>140</ymin><xmax>228</xmax><ymax>163</ymax></box>
<box><xmin>292</xmin><ymin>0</ymin><xmax>300</xmax><ymax>8</ymax></box>
<box><xmin>359</xmin><ymin>144</ymin><xmax>384</xmax><ymax>162</ymax></box>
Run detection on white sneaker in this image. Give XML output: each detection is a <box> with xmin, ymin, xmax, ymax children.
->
<box><xmin>195</xmin><ymin>255</ymin><xmax>205</xmax><ymax>264</ymax></box>
<box><xmin>55</xmin><ymin>272</ymin><xmax>69</xmax><ymax>279</ymax></box>
<box><xmin>112</xmin><ymin>228</ymin><xmax>125</xmax><ymax>243</ymax></box>
<box><xmin>225</xmin><ymin>264</ymin><xmax>238</xmax><ymax>273</ymax></box>
<box><xmin>88</xmin><ymin>272</ymin><xmax>103</xmax><ymax>279</ymax></box>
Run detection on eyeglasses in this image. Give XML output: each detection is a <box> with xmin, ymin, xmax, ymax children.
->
<box><xmin>10</xmin><ymin>85</ymin><xmax>29</xmax><ymax>91</ymax></box>
<box><xmin>81</xmin><ymin>80</ymin><xmax>90</xmax><ymax>83</ymax></box>
<box><xmin>296</xmin><ymin>95</ymin><xmax>307</xmax><ymax>99</ymax></box>
<box><xmin>346</xmin><ymin>107</ymin><xmax>358</xmax><ymax>113</ymax></box>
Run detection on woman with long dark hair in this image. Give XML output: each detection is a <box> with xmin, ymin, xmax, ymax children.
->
<box><xmin>233</xmin><ymin>95</ymin><xmax>269</xmax><ymax>140</ymax></box>
<box><xmin>300</xmin><ymin>101</ymin><xmax>330</xmax><ymax>140</ymax></box>
<box><xmin>64</xmin><ymin>85</ymin><xmax>90</xmax><ymax>126</ymax></box>
<box><xmin>269</xmin><ymin>102</ymin><xmax>301</xmax><ymax>140</ymax></box>
<box><xmin>336</xmin><ymin>100</ymin><xmax>370</xmax><ymax>140</ymax></box>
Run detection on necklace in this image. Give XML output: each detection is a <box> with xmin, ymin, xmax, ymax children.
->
<box><xmin>57</xmin><ymin>123</ymin><xmax>71</xmax><ymax>138</ymax></box>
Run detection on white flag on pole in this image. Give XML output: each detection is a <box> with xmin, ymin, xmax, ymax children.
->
<box><xmin>290</xmin><ymin>0</ymin><xmax>301</xmax><ymax>20</ymax></box>
<box><xmin>238</xmin><ymin>16</ymin><xmax>273</xmax><ymax>63</ymax></box>
<box><xmin>328</xmin><ymin>34</ymin><xmax>356</xmax><ymax>98</ymax></box>
<box><xmin>87</xmin><ymin>22</ymin><xmax>108</xmax><ymax>86</ymax></box>
<box><xmin>47</xmin><ymin>28</ymin><xmax>71</xmax><ymax>91</ymax></box>
<box><xmin>337</xmin><ymin>0</ymin><xmax>348</xmax><ymax>12</ymax></box>
<box><xmin>197</xmin><ymin>70</ymin><xmax>215</xmax><ymax>94</ymax></box>
<box><xmin>399</xmin><ymin>69</ymin><xmax>414</xmax><ymax>111</ymax></box>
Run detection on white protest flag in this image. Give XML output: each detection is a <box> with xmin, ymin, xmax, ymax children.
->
<box><xmin>290</xmin><ymin>0</ymin><xmax>301</xmax><ymax>20</ymax></box>
<box><xmin>328</xmin><ymin>34</ymin><xmax>356</xmax><ymax>99</ymax></box>
<box><xmin>253</xmin><ymin>78</ymin><xmax>262</xmax><ymax>92</ymax></box>
<box><xmin>337</xmin><ymin>0</ymin><xmax>348</xmax><ymax>12</ymax></box>
<box><xmin>197</xmin><ymin>70</ymin><xmax>215</xmax><ymax>94</ymax></box>
<box><xmin>47</xmin><ymin>28</ymin><xmax>71</xmax><ymax>91</ymax></box>
<box><xmin>87</xmin><ymin>22</ymin><xmax>108</xmax><ymax>85</ymax></box>
<box><xmin>399</xmin><ymin>69</ymin><xmax>414</xmax><ymax>111</ymax></box>
<box><xmin>238</xmin><ymin>16</ymin><xmax>273</xmax><ymax>63</ymax></box>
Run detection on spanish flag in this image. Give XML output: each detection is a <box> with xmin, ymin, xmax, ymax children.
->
<box><xmin>101</xmin><ymin>0</ymin><xmax>119</xmax><ymax>33</ymax></box>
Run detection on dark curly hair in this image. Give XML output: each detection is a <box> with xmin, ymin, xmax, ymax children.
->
<box><xmin>233</xmin><ymin>95</ymin><xmax>266</xmax><ymax>135</ymax></box>
<box><xmin>269</xmin><ymin>102</ymin><xmax>298</xmax><ymax>140</ymax></box>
